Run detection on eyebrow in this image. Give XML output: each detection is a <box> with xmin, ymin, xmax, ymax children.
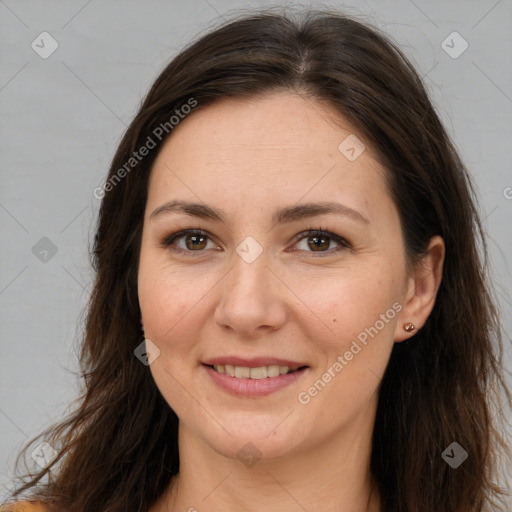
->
<box><xmin>150</xmin><ymin>200</ymin><xmax>370</xmax><ymax>225</ymax></box>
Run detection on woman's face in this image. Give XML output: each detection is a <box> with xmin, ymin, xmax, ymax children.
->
<box><xmin>138</xmin><ymin>91</ymin><xmax>416</xmax><ymax>461</ymax></box>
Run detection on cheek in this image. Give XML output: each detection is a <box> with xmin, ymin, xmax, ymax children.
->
<box><xmin>297</xmin><ymin>276</ymin><xmax>398</xmax><ymax>421</ymax></box>
<box><xmin>138</xmin><ymin>259</ymin><xmax>216</xmax><ymax>360</ymax></box>
<box><xmin>297</xmin><ymin>268</ymin><xmax>401</xmax><ymax>348</ymax></box>
<box><xmin>139</xmin><ymin>253</ymin><xmax>183</xmax><ymax>339</ymax></box>
<box><xmin>140</xmin><ymin>280</ymin><xmax>192</xmax><ymax>342</ymax></box>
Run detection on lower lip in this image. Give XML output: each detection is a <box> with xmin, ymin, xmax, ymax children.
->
<box><xmin>202</xmin><ymin>364</ymin><xmax>308</xmax><ymax>397</ymax></box>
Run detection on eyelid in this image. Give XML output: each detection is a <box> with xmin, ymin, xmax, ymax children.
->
<box><xmin>159</xmin><ymin>228</ymin><xmax>218</xmax><ymax>255</ymax></box>
<box><xmin>288</xmin><ymin>227</ymin><xmax>352</xmax><ymax>257</ymax></box>
<box><xmin>160</xmin><ymin>227</ymin><xmax>352</xmax><ymax>256</ymax></box>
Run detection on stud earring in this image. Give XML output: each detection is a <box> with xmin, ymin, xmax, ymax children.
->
<box><xmin>403</xmin><ymin>322</ymin><xmax>415</xmax><ymax>332</ymax></box>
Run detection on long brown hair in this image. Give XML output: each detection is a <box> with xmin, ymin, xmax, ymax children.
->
<box><xmin>4</xmin><ymin>7</ymin><xmax>511</xmax><ymax>512</ymax></box>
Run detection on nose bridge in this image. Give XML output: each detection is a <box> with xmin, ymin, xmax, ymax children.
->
<box><xmin>225</xmin><ymin>231</ymin><xmax>270</xmax><ymax>291</ymax></box>
<box><xmin>214</xmin><ymin>245</ymin><xmax>286</xmax><ymax>334</ymax></box>
<box><xmin>223</xmin><ymin>246</ymin><xmax>272</xmax><ymax>308</ymax></box>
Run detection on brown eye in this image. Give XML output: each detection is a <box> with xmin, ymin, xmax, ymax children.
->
<box><xmin>184</xmin><ymin>233</ymin><xmax>208</xmax><ymax>250</ymax></box>
<box><xmin>161</xmin><ymin>228</ymin><xmax>350</xmax><ymax>257</ymax></box>
<box><xmin>307</xmin><ymin>234</ymin><xmax>331</xmax><ymax>251</ymax></box>
<box><xmin>292</xmin><ymin>229</ymin><xmax>351</xmax><ymax>257</ymax></box>
<box><xmin>161</xmin><ymin>229</ymin><xmax>217</xmax><ymax>254</ymax></box>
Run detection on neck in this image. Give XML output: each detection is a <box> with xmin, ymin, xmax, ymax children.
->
<box><xmin>156</xmin><ymin>399</ymin><xmax>382</xmax><ymax>512</ymax></box>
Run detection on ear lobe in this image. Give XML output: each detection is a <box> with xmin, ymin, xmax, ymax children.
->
<box><xmin>394</xmin><ymin>235</ymin><xmax>445</xmax><ymax>342</ymax></box>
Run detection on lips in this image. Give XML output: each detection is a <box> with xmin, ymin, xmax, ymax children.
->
<box><xmin>201</xmin><ymin>356</ymin><xmax>309</xmax><ymax>397</ymax></box>
<box><xmin>201</xmin><ymin>364</ymin><xmax>309</xmax><ymax>398</ymax></box>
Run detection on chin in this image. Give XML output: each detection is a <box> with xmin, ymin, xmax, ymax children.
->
<box><xmin>189</xmin><ymin>410</ymin><xmax>309</xmax><ymax>462</ymax></box>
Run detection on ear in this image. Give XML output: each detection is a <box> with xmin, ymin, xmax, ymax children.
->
<box><xmin>394</xmin><ymin>235</ymin><xmax>445</xmax><ymax>342</ymax></box>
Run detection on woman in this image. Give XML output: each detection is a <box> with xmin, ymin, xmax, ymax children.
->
<box><xmin>3</xmin><ymin>7</ymin><xmax>510</xmax><ymax>512</ymax></box>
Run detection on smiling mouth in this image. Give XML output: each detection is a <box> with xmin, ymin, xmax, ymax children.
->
<box><xmin>207</xmin><ymin>364</ymin><xmax>307</xmax><ymax>379</ymax></box>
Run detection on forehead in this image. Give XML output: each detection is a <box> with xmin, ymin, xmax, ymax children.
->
<box><xmin>155</xmin><ymin>91</ymin><xmax>375</xmax><ymax>160</ymax></box>
<box><xmin>147</xmin><ymin>92</ymin><xmax>392</xmax><ymax>223</ymax></box>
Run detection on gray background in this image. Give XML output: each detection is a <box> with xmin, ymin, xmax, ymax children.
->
<box><xmin>1</xmin><ymin>0</ymin><xmax>511</xmax><ymax>504</ymax></box>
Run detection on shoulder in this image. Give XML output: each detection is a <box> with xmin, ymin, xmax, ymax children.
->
<box><xmin>0</xmin><ymin>501</ymin><xmax>51</xmax><ymax>512</ymax></box>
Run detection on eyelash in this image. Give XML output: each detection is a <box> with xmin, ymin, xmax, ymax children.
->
<box><xmin>159</xmin><ymin>226</ymin><xmax>352</xmax><ymax>258</ymax></box>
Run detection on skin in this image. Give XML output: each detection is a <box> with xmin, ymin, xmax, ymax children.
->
<box><xmin>138</xmin><ymin>91</ymin><xmax>445</xmax><ymax>512</ymax></box>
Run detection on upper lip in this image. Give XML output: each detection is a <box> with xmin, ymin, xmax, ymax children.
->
<box><xmin>202</xmin><ymin>356</ymin><xmax>308</xmax><ymax>368</ymax></box>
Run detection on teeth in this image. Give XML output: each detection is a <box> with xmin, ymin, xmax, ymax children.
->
<box><xmin>235</xmin><ymin>366</ymin><xmax>250</xmax><ymax>378</ymax></box>
<box><xmin>212</xmin><ymin>364</ymin><xmax>298</xmax><ymax>378</ymax></box>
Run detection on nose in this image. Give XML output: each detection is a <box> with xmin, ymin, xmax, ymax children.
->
<box><xmin>213</xmin><ymin>253</ymin><xmax>287</xmax><ymax>338</ymax></box>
